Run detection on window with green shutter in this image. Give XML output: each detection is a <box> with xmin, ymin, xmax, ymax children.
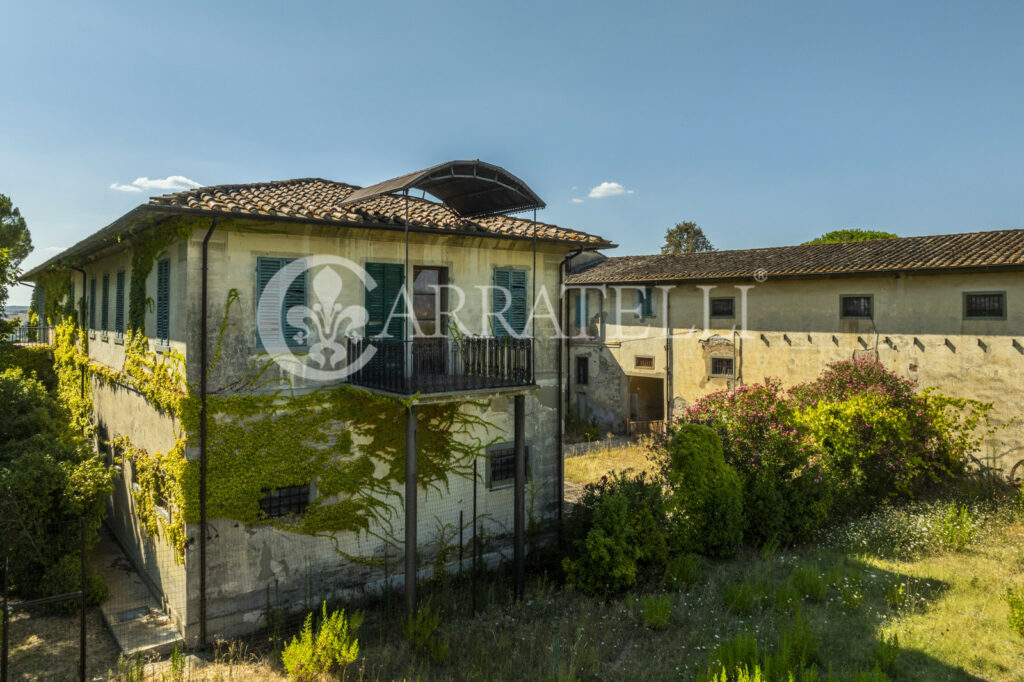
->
<box><xmin>101</xmin><ymin>275</ymin><xmax>109</xmax><ymax>337</ymax></box>
<box><xmin>493</xmin><ymin>268</ymin><xmax>527</xmax><ymax>337</ymax></box>
<box><xmin>114</xmin><ymin>270</ymin><xmax>126</xmax><ymax>339</ymax></box>
<box><xmin>572</xmin><ymin>289</ymin><xmax>588</xmax><ymax>328</ymax></box>
<box><xmin>639</xmin><ymin>287</ymin><xmax>654</xmax><ymax>317</ymax></box>
<box><xmin>89</xmin><ymin>278</ymin><xmax>96</xmax><ymax>332</ymax></box>
<box><xmin>256</xmin><ymin>257</ymin><xmax>307</xmax><ymax>349</ymax></box>
<box><xmin>364</xmin><ymin>262</ymin><xmax>405</xmax><ymax>339</ymax></box>
<box><xmin>156</xmin><ymin>258</ymin><xmax>171</xmax><ymax>344</ymax></box>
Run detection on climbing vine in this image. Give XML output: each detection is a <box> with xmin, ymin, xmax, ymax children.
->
<box><xmin>33</xmin><ymin>226</ymin><xmax>502</xmax><ymax>565</ymax></box>
<box><xmin>127</xmin><ymin>217</ymin><xmax>195</xmax><ymax>333</ymax></box>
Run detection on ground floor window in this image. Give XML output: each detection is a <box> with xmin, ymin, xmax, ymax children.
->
<box><xmin>487</xmin><ymin>443</ymin><xmax>530</xmax><ymax>489</ymax></box>
<box><xmin>710</xmin><ymin>356</ymin><xmax>735</xmax><ymax>377</ymax></box>
<box><xmin>259</xmin><ymin>484</ymin><xmax>310</xmax><ymax>517</ymax></box>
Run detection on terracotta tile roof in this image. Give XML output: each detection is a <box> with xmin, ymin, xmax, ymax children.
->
<box><xmin>148</xmin><ymin>177</ymin><xmax>610</xmax><ymax>246</ymax></box>
<box><xmin>566</xmin><ymin>229</ymin><xmax>1024</xmax><ymax>283</ymax></box>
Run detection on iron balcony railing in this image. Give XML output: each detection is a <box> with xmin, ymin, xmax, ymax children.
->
<box><xmin>346</xmin><ymin>335</ymin><xmax>534</xmax><ymax>395</ymax></box>
<box><xmin>3</xmin><ymin>326</ymin><xmax>52</xmax><ymax>346</ymax></box>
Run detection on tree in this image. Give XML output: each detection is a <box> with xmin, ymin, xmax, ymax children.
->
<box><xmin>0</xmin><ymin>194</ymin><xmax>33</xmax><ymax>319</ymax></box>
<box><xmin>661</xmin><ymin>221</ymin><xmax>716</xmax><ymax>254</ymax></box>
<box><xmin>802</xmin><ymin>229</ymin><xmax>897</xmax><ymax>245</ymax></box>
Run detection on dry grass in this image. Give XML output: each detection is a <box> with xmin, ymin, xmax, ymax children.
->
<box><xmin>563</xmin><ymin>443</ymin><xmax>657</xmax><ymax>486</ymax></box>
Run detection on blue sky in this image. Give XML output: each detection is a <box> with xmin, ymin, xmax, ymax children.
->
<box><xmin>3</xmin><ymin>0</ymin><xmax>1023</xmax><ymax>305</ymax></box>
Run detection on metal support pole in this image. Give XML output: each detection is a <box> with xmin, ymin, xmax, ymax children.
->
<box><xmin>471</xmin><ymin>458</ymin><xmax>478</xmax><ymax>615</ymax></box>
<box><xmin>404</xmin><ymin>404</ymin><xmax>418</xmax><ymax>616</ymax></box>
<box><xmin>78</xmin><ymin>517</ymin><xmax>86</xmax><ymax>682</ymax></box>
<box><xmin>513</xmin><ymin>393</ymin><xmax>526</xmax><ymax>600</ymax></box>
<box><xmin>199</xmin><ymin>218</ymin><xmax>217</xmax><ymax>648</ymax></box>
<box><xmin>2</xmin><ymin>529</ymin><xmax>9</xmax><ymax>682</ymax></box>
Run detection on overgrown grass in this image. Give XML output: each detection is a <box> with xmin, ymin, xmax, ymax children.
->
<box><xmin>563</xmin><ymin>444</ymin><xmax>656</xmax><ymax>487</ymax></box>
<box><xmin>21</xmin><ymin>491</ymin><xmax>1024</xmax><ymax>681</ymax></box>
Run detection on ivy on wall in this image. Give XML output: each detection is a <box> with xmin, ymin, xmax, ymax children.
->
<box><xmin>35</xmin><ymin>219</ymin><xmax>501</xmax><ymax>565</ymax></box>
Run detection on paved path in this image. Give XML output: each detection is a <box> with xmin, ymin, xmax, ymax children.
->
<box><xmin>92</xmin><ymin>528</ymin><xmax>183</xmax><ymax>657</ymax></box>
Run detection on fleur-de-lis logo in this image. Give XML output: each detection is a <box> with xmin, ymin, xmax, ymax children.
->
<box><xmin>257</xmin><ymin>255</ymin><xmax>378</xmax><ymax>382</ymax></box>
<box><xmin>286</xmin><ymin>267</ymin><xmax>368</xmax><ymax>368</ymax></box>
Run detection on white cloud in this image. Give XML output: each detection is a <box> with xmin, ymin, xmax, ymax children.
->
<box><xmin>109</xmin><ymin>182</ymin><xmax>142</xmax><ymax>192</ymax></box>
<box><xmin>588</xmin><ymin>181</ymin><xmax>634</xmax><ymax>199</ymax></box>
<box><xmin>45</xmin><ymin>246</ymin><xmax>67</xmax><ymax>253</ymax></box>
<box><xmin>109</xmin><ymin>175</ymin><xmax>202</xmax><ymax>193</ymax></box>
<box><xmin>571</xmin><ymin>198</ymin><xmax>584</xmax><ymax>204</ymax></box>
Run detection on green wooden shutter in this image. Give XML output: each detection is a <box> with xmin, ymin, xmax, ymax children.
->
<box><xmin>493</xmin><ymin>268</ymin><xmax>526</xmax><ymax>337</ymax></box>
<box><xmin>256</xmin><ymin>257</ymin><xmax>283</xmax><ymax>346</ymax></box>
<box><xmin>101</xmin><ymin>275</ymin><xmax>109</xmax><ymax>333</ymax></box>
<box><xmin>573</xmin><ymin>290</ymin><xmax>588</xmax><ymax>327</ymax></box>
<box><xmin>365</xmin><ymin>262</ymin><xmax>404</xmax><ymax>339</ymax></box>
<box><xmin>282</xmin><ymin>260</ymin><xmax>307</xmax><ymax>349</ymax></box>
<box><xmin>493</xmin><ymin>268</ymin><xmax>511</xmax><ymax>337</ymax></box>
<box><xmin>89</xmin><ymin>278</ymin><xmax>96</xmax><ymax>330</ymax></box>
<box><xmin>156</xmin><ymin>258</ymin><xmax>170</xmax><ymax>344</ymax></box>
<box><xmin>509</xmin><ymin>270</ymin><xmax>527</xmax><ymax>336</ymax></box>
<box><xmin>114</xmin><ymin>270</ymin><xmax>126</xmax><ymax>337</ymax></box>
<box><xmin>640</xmin><ymin>287</ymin><xmax>653</xmax><ymax>317</ymax></box>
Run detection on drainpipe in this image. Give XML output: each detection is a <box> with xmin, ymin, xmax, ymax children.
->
<box><xmin>199</xmin><ymin>217</ymin><xmax>217</xmax><ymax>648</ymax></box>
<box><xmin>557</xmin><ymin>248</ymin><xmax>583</xmax><ymax>527</ymax></box>
<box><xmin>664</xmin><ymin>287</ymin><xmax>672</xmax><ymax>424</ymax></box>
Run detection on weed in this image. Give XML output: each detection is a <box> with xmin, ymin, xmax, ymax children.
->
<box><xmin>1007</xmin><ymin>586</ymin><xmax>1024</xmax><ymax>638</ymax></box>
<box><xmin>108</xmin><ymin>655</ymin><xmax>146</xmax><ymax>682</ymax></box>
<box><xmin>870</xmin><ymin>632</ymin><xmax>900</xmax><ymax>673</ymax></box>
<box><xmin>281</xmin><ymin>601</ymin><xmax>362</xmax><ymax>680</ymax></box>
<box><xmin>791</xmin><ymin>563</ymin><xmax>827</xmax><ymax>602</ymax></box>
<box><xmin>839</xmin><ymin>573</ymin><xmax>864</xmax><ymax>612</ymax></box>
<box><xmin>773</xmin><ymin>579</ymin><xmax>800</xmax><ymax>615</ymax></box>
<box><xmin>769</xmin><ymin>610</ymin><xmax>819</xmax><ymax>671</ymax></box>
<box><xmin>725</xmin><ymin>581</ymin><xmax>758</xmax><ymax>615</ymax></box>
<box><xmin>936</xmin><ymin>503</ymin><xmax>974</xmax><ymax>551</ymax></box>
<box><xmin>403</xmin><ymin>600</ymin><xmax>450</xmax><ymax>664</ymax></box>
<box><xmin>167</xmin><ymin>646</ymin><xmax>185</xmax><ymax>682</ymax></box>
<box><xmin>885</xmin><ymin>576</ymin><xmax>911</xmax><ymax>611</ymax></box>
<box><xmin>639</xmin><ymin>593</ymin><xmax>673</xmax><ymax>629</ymax></box>
<box><xmin>664</xmin><ymin>553</ymin><xmax>703</xmax><ymax>590</ymax></box>
<box><xmin>710</xmin><ymin>630</ymin><xmax>761</xmax><ymax>676</ymax></box>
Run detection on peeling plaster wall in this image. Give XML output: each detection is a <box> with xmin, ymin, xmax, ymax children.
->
<box><xmin>592</xmin><ymin>270</ymin><xmax>1024</xmax><ymax>469</ymax></box>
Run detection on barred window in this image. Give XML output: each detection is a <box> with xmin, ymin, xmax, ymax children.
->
<box><xmin>840</xmin><ymin>295</ymin><xmax>873</xmax><ymax>319</ymax></box>
<box><xmin>710</xmin><ymin>357</ymin><xmax>734</xmax><ymax>377</ymax></box>
<box><xmin>259</xmin><ymin>484</ymin><xmax>310</xmax><ymax>518</ymax></box>
<box><xmin>635</xmin><ymin>356</ymin><xmax>655</xmax><ymax>369</ymax></box>
<box><xmin>576</xmin><ymin>356</ymin><xmax>589</xmax><ymax>385</ymax></box>
<box><xmin>488</xmin><ymin>443</ymin><xmax>530</xmax><ymax>488</ymax></box>
<box><xmin>710</xmin><ymin>297</ymin><xmax>735</xmax><ymax>318</ymax></box>
<box><xmin>964</xmin><ymin>292</ymin><xmax>1005</xmax><ymax>319</ymax></box>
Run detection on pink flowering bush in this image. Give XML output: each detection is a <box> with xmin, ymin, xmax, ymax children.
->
<box><xmin>677</xmin><ymin>359</ymin><xmax>993</xmax><ymax>543</ymax></box>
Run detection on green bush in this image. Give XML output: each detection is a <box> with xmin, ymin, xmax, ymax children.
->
<box><xmin>563</xmin><ymin>472</ymin><xmax>668</xmax><ymax>598</ymax></box>
<box><xmin>0</xmin><ymin>367</ymin><xmax>112</xmax><ymax>600</ymax></box>
<box><xmin>0</xmin><ymin>345</ymin><xmax>57</xmax><ymax>392</ymax></box>
<box><xmin>768</xmin><ymin>610</ymin><xmax>819</xmax><ymax>672</ymax></box>
<box><xmin>39</xmin><ymin>554</ymin><xmax>109</xmax><ymax>613</ymax></box>
<box><xmin>935</xmin><ymin>503</ymin><xmax>974</xmax><ymax>551</ymax></box>
<box><xmin>1007</xmin><ymin>587</ymin><xmax>1024</xmax><ymax>639</ymax></box>
<box><xmin>639</xmin><ymin>593</ymin><xmax>673</xmax><ymax>629</ymax></box>
<box><xmin>663</xmin><ymin>553</ymin><xmax>703</xmax><ymax>590</ymax></box>
<box><xmin>725</xmin><ymin>576</ymin><xmax>768</xmax><ymax>615</ymax></box>
<box><xmin>281</xmin><ymin>602</ymin><xmax>362</xmax><ymax>680</ymax></box>
<box><xmin>665</xmin><ymin>424</ymin><xmax>743</xmax><ymax>558</ymax></box>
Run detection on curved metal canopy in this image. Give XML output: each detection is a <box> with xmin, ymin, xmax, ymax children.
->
<box><xmin>337</xmin><ymin>159</ymin><xmax>546</xmax><ymax>218</ymax></box>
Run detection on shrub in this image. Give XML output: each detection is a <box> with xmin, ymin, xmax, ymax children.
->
<box><xmin>885</xmin><ymin>577</ymin><xmax>911</xmax><ymax>611</ymax></box>
<box><xmin>772</xmin><ymin>579</ymin><xmax>800</xmax><ymax>615</ymax></box>
<box><xmin>1007</xmin><ymin>587</ymin><xmax>1024</xmax><ymax>639</ymax></box>
<box><xmin>562</xmin><ymin>472</ymin><xmax>669</xmax><ymax>597</ymax></box>
<box><xmin>709</xmin><ymin>631</ymin><xmax>760</xmax><ymax>677</ymax></box>
<box><xmin>0</xmin><ymin>345</ymin><xmax>57</xmax><ymax>392</ymax></box>
<box><xmin>281</xmin><ymin>602</ymin><xmax>362</xmax><ymax>680</ymax></box>
<box><xmin>725</xmin><ymin>577</ymin><xmax>768</xmax><ymax>615</ymax></box>
<box><xmin>403</xmin><ymin>601</ymin><xmax>449</xmax><ymax>664</ymax></box>
<box><xmin>0</xmin><ymin>367</ymin><xmax>113</xmax><ymax>600</ymax></box>
<box><xmin>665</xmin><ymin>424</ymin><xmax>743</xmax><ymax>558</ymax></box>
<box><xmin>663</xmin><ymin>553</ymin><xmax>703</xmax><ymax>590</ymax></box>
<box><xmin>639</xmin><ymin>593</ymin><xmax>673</xmax><ymax>629</ymax></box>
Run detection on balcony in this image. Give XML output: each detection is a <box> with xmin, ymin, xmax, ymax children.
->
<box><xmin>346</xmin><ymin>336</ymin><xmax>533</xmax><ymax>395</ymax></box>
<box><xmin>3</xmin><ymin>326</ymin><xmax>52</xmax><ymax>347</ymax></box>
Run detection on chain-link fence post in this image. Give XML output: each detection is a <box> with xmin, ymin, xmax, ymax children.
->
<box><xmin>2</xmin><ymin>527</ymin><xmax>9</xmax><ymax>682</ymax></box>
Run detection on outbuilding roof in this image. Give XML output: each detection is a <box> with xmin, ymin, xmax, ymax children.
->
<box><xmin>566</xmin><ymin>229</ymin><xmax>1024</xmax><ymax>284</ymax></box>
